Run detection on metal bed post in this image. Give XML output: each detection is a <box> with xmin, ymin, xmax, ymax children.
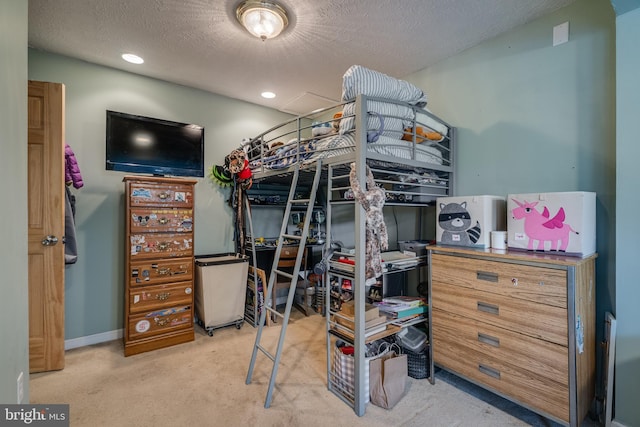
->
<box><xmin>353</xmin><ymin>94</ymin><xmax>368</xmax><ymax>416</ymax></box>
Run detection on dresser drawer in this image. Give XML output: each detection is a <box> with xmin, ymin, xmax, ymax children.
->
<box><xmin>129</xmin><ymin>233</ymin><xmax>193</xmax><ymax>259</ymax></box>
<box><xmin>432</xmin><ymin>254</ymin><xmax>567</xmax><ymax>309</ymax></box>
<box><xmin>130</xmin><ymin>208</ymin><xmax>193</xmax><ymax>233</ymax></box>
<box><xmin>432</xmin><ymin>309</ymin><xmax>568</xmax><ymax>385</ymax></box>
<box><xmin>129</xmin><ymin>257</ymin><xmax>193</xmax><ymax>286</ymax></box>
<box><xmin>129</xmin><ymin>182</ymin><xmax>194</xmax><ymax>207</ymax></box>
<box><xmin>128</xmin><ymin>306</ymin><xmax>193</xmax><ymax>341</ymax></box>
<box><xmin>434</xmin><ymin>331</ymin><xmax>569</xmax><ymax>423</ymax></box>
<box><xmin>129</xmin><ymin>282</ymin><xmax>193</xmax><ymax>314</ymax></box>
<box><xmin>432</xmin><ymin>280</ymin><xmax>567</xmax><ymax>346</ymax></box>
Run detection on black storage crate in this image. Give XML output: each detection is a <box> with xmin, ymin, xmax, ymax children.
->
<box><xmin>404</xmin><ymin>345</ymin><xmax>430</xmax><ymax>379</ymax></box>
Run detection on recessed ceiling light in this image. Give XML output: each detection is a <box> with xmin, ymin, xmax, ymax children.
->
<box><xmin>122</xmin><ymin>53</ymin><xmax>144</xmax><ymax>64</ymax></box>
<box><xmin>261</xmin><ymin>91</ymin><xmax>276</xmax><ymax>99</ymax></box>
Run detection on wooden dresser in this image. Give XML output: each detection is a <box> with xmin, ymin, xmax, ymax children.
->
<box><xmin>123</xmin><ymin>176</ymin><xmax>197</xmax><ymax>356</ymax></box>
<box><xmin>429</xmin><ymin>246</ymin><xmax>596</xmax><ymax>426</ymax></box>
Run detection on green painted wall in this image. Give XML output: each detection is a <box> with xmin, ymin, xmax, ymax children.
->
<box><xmin>28</xmin><ymin>50</ymin><xmax>294</xmax><ymax>340</ymax></box>
<box><xmin>615</xmin><ymin>6</ymin><xmax>640</xmax><ymax>426</ymax></box>
<box><xmin>0</xmin><ymin>0</ymin><xmax>29</xmax><ymax>404</ymax></box>
<box><xmin>406</xmin><ymin>0</ymin><xmax>619</xmax><ymax>416</ymax></box>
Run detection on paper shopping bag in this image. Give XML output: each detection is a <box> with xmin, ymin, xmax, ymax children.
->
<box><xmin>369</xmin><ymin>350</ymin><xmax>408</xmax><ymax>409</ymax></box>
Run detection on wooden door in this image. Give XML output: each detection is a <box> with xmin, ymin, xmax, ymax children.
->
<box><xmin>28</xmin><ymin>80</ymin><xmax>65</xmax><ymax>373</ymax></box>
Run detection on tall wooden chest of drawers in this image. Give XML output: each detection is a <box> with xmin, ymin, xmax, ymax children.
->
<box><xmin>429</xmin><ymin>246</ymin><xmax>596</xmax><ymax>426</ymax></box>
<box><xmin>123</xmin><ymin>176</ymin><xmax>197</xmax><ymax>356</ymax></box>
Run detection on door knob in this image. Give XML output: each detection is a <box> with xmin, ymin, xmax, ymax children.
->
<box><xmin>41</xmin><ymin>235</ymin><xmax>59</xmax><ymax>246</ymax></box>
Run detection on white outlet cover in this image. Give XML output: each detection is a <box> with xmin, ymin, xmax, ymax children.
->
<box><xmin>553</xmin><ymin>22</ymin><xmax>569</xmax><ymax>46</ymax></box>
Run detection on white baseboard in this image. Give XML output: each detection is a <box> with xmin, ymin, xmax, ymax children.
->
<box><xmin>65</xmin><ymin>329</ymin><xmax>123</xmax><ymax>350</ymax></box>
<box><xmin>612</xmin><ymin>420</ymin><xmax>628</xmax><ymax>427</ymax></box>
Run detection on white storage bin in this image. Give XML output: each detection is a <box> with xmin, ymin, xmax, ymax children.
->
<box><xmin>436</xmin><ymin>195</ymin><xmax>506</xmax><ymax>248</ymax></box>
<box><xmin>507</xmin><ymin>192</ymin><xmax>596</xmax><ymax>257</ymax></box>
<box><xmin>194</xmin><ymin>253</ymin><xmax>249</xmax><ymax>335</ymax></box>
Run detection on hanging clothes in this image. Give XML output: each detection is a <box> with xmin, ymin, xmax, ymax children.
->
<box><xmin>64</xmin><ymin>186</ymin><xmax>78</xmax><ymax>264</ymax></box>
<box><xmin>65</xmin><ymin>143</ymin><xmax>84</xmax><ymax>189</ymax></box>
<box><xmin>349</xmin><ymin>163</ymin><xmax>389</xmax><ymax>286</ymax></box>
<box><xmin>64</xmin><ymin>143</ymin><xmax>83</xmax><ymax>264</ymax></box>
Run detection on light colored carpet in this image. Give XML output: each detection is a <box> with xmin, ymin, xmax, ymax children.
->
<box><xmin>30</xmin><ymin>311</ymin><xmax>598</xmax><ymax>427</ymax></box>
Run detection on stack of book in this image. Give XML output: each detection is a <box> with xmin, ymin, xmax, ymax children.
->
<box><xmin>331</xmin><ymin>300</ymin><xmax>399</xmax><ymax>340</ymax></box>
<box><xmin>334</xmin><ymin>313</ymin><xmax>388</xmax><ymax>338</ymax></box>
<box><xmin>329</xmin><ymin>255</ymin><xmax>355</xmax><ymax>273</ymax></box>
<box><xmin>375</xmin><ymin>296</ymin><xmax>427</xmax><ymax>319</ymax></box>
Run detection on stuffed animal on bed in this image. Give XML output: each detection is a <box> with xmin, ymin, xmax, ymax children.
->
<box><xmin>349</xmin><ymin>162</ymin><xmax>388</xmax><ymax>286</ymax></box>
<box><xmin>332</xmin><ymin>112</ymin><xmax>343</xmax><ymax>132</ymax></box>
<box><xmin>401</xmin><ymin>126</ymin><xmax>443</xmax><ymax>143</ymax></box>
<box><xmin>265</xmin><ymin>141</ymin><xmax>284</xmax><ymax>157</ymax></box>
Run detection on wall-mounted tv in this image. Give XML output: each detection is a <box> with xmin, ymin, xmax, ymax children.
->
<box><xmin>106</xmin><ymin>110</ymin><xmax>204</xmax><ymax>177</ymax></box>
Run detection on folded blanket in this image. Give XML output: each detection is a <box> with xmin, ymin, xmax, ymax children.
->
<box><xmin>339</xmin><ymin>100</ymin><xmax>410</xmax><ymax>138</ymax></box>
<box><xmin>341</xmin><ymin>65</ymin><xmax>427</xmax><ymax>107</ymax></box>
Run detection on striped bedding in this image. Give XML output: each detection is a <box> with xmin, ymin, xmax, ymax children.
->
<box><xmin>248</xmin><ymin>65</ymin><xmax>449</xmax><ymax>172</ymax></box>
<box><xmin>341</xmin><ymin>65</ymin><xmax>427</xmax><ymax>106</ymax></box>
<box><xmin>251</xmin><ymin>133</ymin><xmax>443</xmax><ymax>170</ymax></box>
<box><xmin>338</xmin><ymin>65</ymin><xmax>447</xmax><ymax>140</ymax></box>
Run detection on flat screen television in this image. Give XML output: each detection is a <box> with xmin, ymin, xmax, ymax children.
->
<box><xmin>106</xmin><ymin>110</ymin><xmax>205</xmax><ymax>177</ymax></box>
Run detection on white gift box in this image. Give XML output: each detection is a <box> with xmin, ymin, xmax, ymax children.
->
<box><xmin>507</xmin><ymin>191</ymin><xmax>596</xmax><ymax>257</ymax></box>
<box><xmin>436</xmin><ymin>195</ymin><xmax>506</xmax><ymax>248</ymax></box>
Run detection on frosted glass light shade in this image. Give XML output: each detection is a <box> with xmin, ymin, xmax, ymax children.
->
<box><xmin>236</xmin><ymin>1</ymin><xmax>288</xmax><ymax>40</ymax></box>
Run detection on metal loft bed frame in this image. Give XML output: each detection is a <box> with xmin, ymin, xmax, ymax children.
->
<box><xmin>245</xmin><ymin>94</ymin><xmax>455</xmax><ymax>415</ymax></box>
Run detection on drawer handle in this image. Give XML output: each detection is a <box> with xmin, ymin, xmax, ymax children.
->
<box><xmin>158</xmin><ymin>242</ymin><xmax>170</xmax><ymax>251</ymax></box>
<box><xmin>159</xmin><ymin>217</ymin><xmax>169</xmax><ymax>225</ymax></box>
<box><xmin>155</xmin><ymin>318</ymin><xmax>169</xmax><ymax>326</ymax></box>
<box><xmin>477</xmin><ymin>271</ymin><xmax>498</xmax><ymax>282</ymax></box>
<box><xmin>157</xmin><ymin>268</ymin><xmax>171</xmax><ymax>275</ymax></box>
<box><xmin>158</xmin><ymin>192</ymin><xmax>170</xmax><ymax>200</ymax></box>
<box><xmin>478</xmin><ymin>364</ymin><xmax>501</xmax><ymax>379</ymax></box>
<box><xmin>478</xmin><ymin>332</ymin><xmax>500</xmax><ymax>347</ymax></box>
<box><xmin>156</xmin><ymin>267</ymin><xmax>187</xmax><ymax>276</ymax></box>
<box><xmin>477</xmin><ymin>301</ymin><xmax>499</xmax><ymax>315</ymax></box>
<box><xmin>156</xmin><ymin>292</ymin><xmax>171</xmax><ymax>301</ymax></box>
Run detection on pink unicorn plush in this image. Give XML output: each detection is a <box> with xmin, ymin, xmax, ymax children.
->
<box><xmin>511</xmin><ymin>199</ymin><xmax>578</xmax><ymax>252</ymax></box>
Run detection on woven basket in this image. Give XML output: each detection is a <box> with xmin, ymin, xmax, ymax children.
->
<box><xmin>404</xmin><ymin>346</ymin><xmax>430</xmax><ymax>379</ymax></box>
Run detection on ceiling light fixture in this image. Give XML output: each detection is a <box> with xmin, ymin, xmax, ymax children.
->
<box><xmin>122</xmin><ymin>53</ymin><xmax>144</xmax><ymax>64</ymax></box>
<box><xmin>261</xmin><ymin>91</ymin><xmax>276</xmax><ymax>99</ymax></box>
<box><xmin>236</xmin><ymin>1</ymin><xmax>289</xmax><ymax>41</ymax></box>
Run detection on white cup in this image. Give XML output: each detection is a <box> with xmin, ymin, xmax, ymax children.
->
<box><xmin>490</xmin><ymin>231</ymin><xmax>507</xmax><ymax>250</ymax></box>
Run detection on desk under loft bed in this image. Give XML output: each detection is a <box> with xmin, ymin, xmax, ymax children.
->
<box><xmin>245</xmin><ymin>65</ymin><xmax>455</xmax><ymax>415</ymax></box>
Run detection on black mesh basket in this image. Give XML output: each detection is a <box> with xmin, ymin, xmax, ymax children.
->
<box><xmin>404</xmin><ymin>346</ymin><xmax>430</xmax><ymax>379</ymax></box>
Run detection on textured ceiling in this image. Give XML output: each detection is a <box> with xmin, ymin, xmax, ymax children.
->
<box><xmin>28</xmin><ymin>0</ymin><xmax>576</xmax><ymax>115</ymax></box>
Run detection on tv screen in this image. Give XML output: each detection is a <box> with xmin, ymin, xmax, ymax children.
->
<box><xmin>106</xmin><ymin>110</ymin><xmax>204</xmax><ymax>177</ymax></box>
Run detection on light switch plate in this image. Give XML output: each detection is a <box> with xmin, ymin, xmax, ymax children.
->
<box><xmin>553</xmin><ymin>22</ymin><xmax>569</xmax><ymax>46</ymax></box>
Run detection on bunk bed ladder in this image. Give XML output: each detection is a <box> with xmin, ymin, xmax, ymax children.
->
<box><xmin>245</xmin><ymin>161</ymin><xmax>323</xmax><ymax>409</ymax></box>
